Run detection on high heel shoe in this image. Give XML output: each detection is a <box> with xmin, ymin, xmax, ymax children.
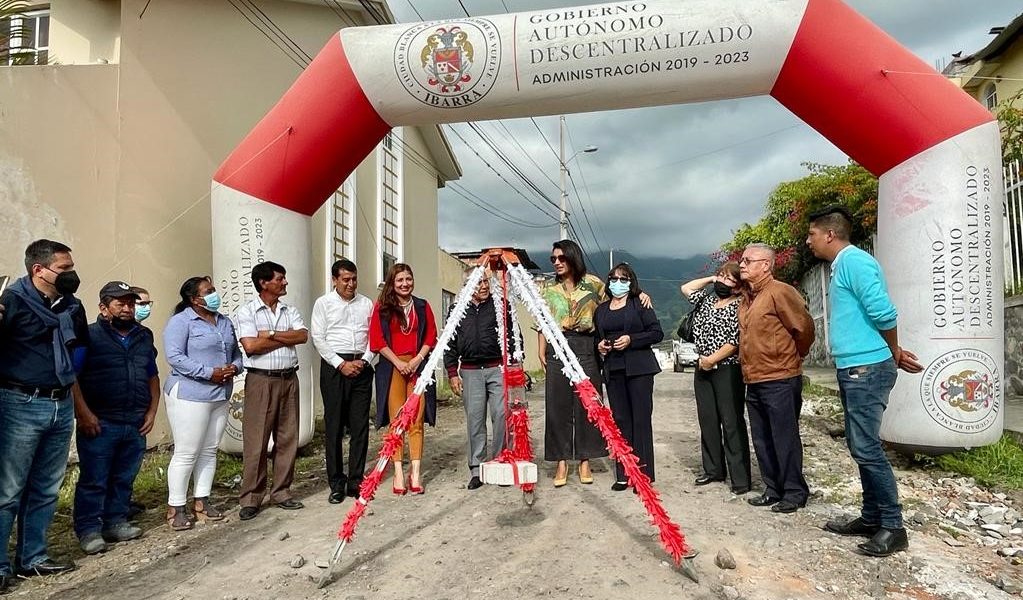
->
<box><xmin>392</xmin><ymin>480</ymin><xmax>407</xmax><ymax>496</ymax></box>
<box><xmin>409</xmin><ymin>479</ymin><xmax>425</xmax><ymax>495</ymax></box>
<box><xmin>553</xmin><ymin>465</ymin><xmax>568</xmax><ymax>487</ymax></box>
<box><xmin>578</xmin><ymin>463</ymin><xmax>594</xmax><ymax>485</ymax></box>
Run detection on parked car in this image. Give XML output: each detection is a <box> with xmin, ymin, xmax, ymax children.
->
<box><xmin>673</xmin><ymin>341</ymin><xmax>699</xmax><ymax>373</ymax></box>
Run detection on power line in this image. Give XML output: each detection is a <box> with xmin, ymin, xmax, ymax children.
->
<box><xmin>404</xmin><ymin>0</ymin><xmax>425</xmax><ymax>20</ymax></box>
<box><xmin>465</xmin><ymin>122</ymin><xmax>561</xmax><ymax>211</ymax></box>
<box><xmin>447</xmin><ymin>184</ymin><xmax>558</xmax><ymax>229</ymax></box>
<box><xmin>563</xmin><ymin>123</ymin><xmax>609</xmax><ymax>249</ymax></box>
<box><xmin>493</xmin><ymin>120</ymin><xmax>559</xmax><ymax>189</ymax></box>
<box><xmin>446</xmin><ymin>125</ymin><xmax>562</xmax><ymax>220</ymax></box>
<box><xmin>225</xmin><ymin>0</ymin><xmax>307</xmax><ymax>69</ymax></box>
<box><xmin>531</xmin><ymin>118</ymin><xmax>560</xmax><ymax>161</ymax></box>
<box><xmin>238</xmin><ymin>0</ymin><xmax>313</xmax><ymax>63</ymax></box>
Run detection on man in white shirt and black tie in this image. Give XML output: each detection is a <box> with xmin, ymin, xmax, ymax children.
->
<box><xmin>311</xmin><ymin>259</ymin><xmax>375</xmax><ymax>504</ymax></box>
<box><xmin>234</xmin><ymin>261</ymin><xmax>308</xmax><ymax>521</ymax></box>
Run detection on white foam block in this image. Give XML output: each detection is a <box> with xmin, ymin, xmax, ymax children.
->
<box><xmin>480</xmin><ymin>460</ymin><xmax>538</xmax><ymax>486</ymax></box>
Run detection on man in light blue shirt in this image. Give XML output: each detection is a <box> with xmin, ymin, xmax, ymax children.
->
<box><xmin>806</xmin><ymin>205</ymin><xmax>922</xmax><ymax>558</ymax></box>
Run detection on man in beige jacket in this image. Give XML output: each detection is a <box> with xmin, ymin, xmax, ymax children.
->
<box><xmin>738</xmin><ymin>243</ymin><xmax>815</xmax><ymax>515</ymax></box>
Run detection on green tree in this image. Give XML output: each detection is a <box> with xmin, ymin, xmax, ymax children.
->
<box><xmin>998</xmin><ymin>89</ymin><xmax>1023</xmax><ymax>165</ymax></box>
<box><xmin>719</xmin><ymin>162</ymin><xmax>879</xmax><ymax>284</ymax></box>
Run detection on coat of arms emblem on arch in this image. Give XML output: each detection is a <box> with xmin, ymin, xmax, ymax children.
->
<box><xmin>421</xmin><ymin>27</ymin><xmax>474</xmax><ymax>93</ymax></box>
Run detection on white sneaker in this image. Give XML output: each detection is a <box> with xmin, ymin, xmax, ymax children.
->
<box><xmin>102</xmin><ymin>522</ymin><xmax>143</xmax><ymax>542</ymax></box>
<box><xmin>80</xmin><ymin>532</ymin><xmax>108</xmax><ymax>555</ymax></box>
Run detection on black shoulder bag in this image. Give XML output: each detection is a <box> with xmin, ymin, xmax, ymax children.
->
<box><xmin>676</xmin><ymin>294</ymin><xmax>707</xmax><ymax>343</ymax></box>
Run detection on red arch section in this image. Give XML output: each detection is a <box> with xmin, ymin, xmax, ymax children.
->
<box><xmin>213</xmin><ymin>36</ymin><xmax>390</xmax><ymax>216</ymax></box>
<box><xmin>770</xmin><ymin>0</ymin><xmax>993</xmax><ymax>177</ymax></box>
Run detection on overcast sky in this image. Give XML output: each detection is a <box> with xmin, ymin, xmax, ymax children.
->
<box><xmin>388</xmin><ymin>0</ymin><xmax>1021</xmax><ymax>260</ymax></box>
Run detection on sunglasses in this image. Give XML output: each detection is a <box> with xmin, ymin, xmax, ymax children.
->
<box><xmin>739</xmin><ymin>257</ymin><xmax>769</xmax><ymax>266</ymax></box>
<box><xmin>608</xmin><ymin>276</ymin><xmax>631</xmax><ymax>283</ymax></box>
<box><xmin>549</xmin><ymin>255</ymin><xmax>567</xmax><ymax>264</ymax></box>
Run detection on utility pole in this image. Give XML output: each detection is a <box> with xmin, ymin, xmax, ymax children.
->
<box><xmin>557</xmin><ymin>115</ymin><xmax>598</xmax><ymax>242</ymax></box>
<box><xmin>559</xmin><ymin>115</ymin><xmax>569</xmax><ymax>241</ymax></box>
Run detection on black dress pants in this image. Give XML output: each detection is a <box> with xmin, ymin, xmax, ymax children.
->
<box><xmin>746</xmin><ymin>375</ymin><xmax>809</xmax><ymax>504</ymax></box>
<box><xmin>693</xmin><ymin>364</ymin><xmax>750</xmax><ymax>490</ymax></box>
<box><xmin>319</xmin><ymin>359</ymin><xmax>374</xmax><ymax>493</ymax></box>
<box><xmin>544</xmin><ymin>333</ymin><xmax>608</xmax><ymax>461</ymax></box>
<box><xmin>605</xmin><ymin>371</ymin><xmax>655</xmax><ymax>482</ymax></box>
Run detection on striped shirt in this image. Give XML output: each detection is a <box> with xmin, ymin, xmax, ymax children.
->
<box><xmin>234</xmin><ymin>297</ymin><xmax>307</xmax><ymax>370</ymax></box>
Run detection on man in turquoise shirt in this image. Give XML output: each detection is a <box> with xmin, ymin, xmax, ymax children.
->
<box><xmin>806</xmin><ymin>205</ymin><xmax>922</xmax><ymax>558</ymax></box>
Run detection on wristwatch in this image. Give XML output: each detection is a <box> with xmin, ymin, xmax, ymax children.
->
<box><xmin>268</xmin><ymin>330</ymin><xmax>276</xmax><ymax>340</ymax></box>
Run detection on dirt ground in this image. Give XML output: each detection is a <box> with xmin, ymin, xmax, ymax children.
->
<box><xmin>12</xmin><ymin>371</ymin><xmax>1023</xmax><ymax>600</ymax></box>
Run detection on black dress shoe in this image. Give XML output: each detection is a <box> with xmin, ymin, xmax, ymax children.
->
<box><xmin>771</xmin><ymin>500</ymin><xmax>803</xmax><ymax>514</ymax></box>
<box><xmin>747</xmin><ymin>494</ymin><xmax>780</xmax><ymax>507</ymax></box>
<box><xmin>825</xmin><ymin>516</ymin><xmax>881</xmax><ymax>537</ymax></box>
<box><xmin>346</xmin><ymin>481</ymin><xmax>363</xmax><ymax>498</ymax></box>
<box><xmin>17</xmin><ymin>559</ymin><xmax>76</xmax><ymax>577</ymax></box>
<box><xmin>467</xmin><ymin>476</ymin><xmax>483</xmax><ymax>490</ymax></box>
<box><xmin>239</xmin><ymin>506</ymin><xmax>259</xmax><ymax>521</ymax></box>
<box><xmin>610</xmin><ymin>481</ymin><xmax>629</xmax><ymax>492</ymax></box>
<box><xmin>694</xmin><ymin>475</ymin><xmax>725</xmax><ymax>486</ymax></box>
<box><xmin>328</xmin><ymin>491</ymin><xmax>346</xmax><ymax>504</ymax></box>
<box><xmin>276</xmin><ymin>499</ymin><xmax>305</xmax><ymax>510</ymax></box>
<box><xmin>857</xmin><ymin>527</ymin><xmax>908</xmax><ymax>557</ymax></box>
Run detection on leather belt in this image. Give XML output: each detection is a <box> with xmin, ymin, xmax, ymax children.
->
<box><xmin>0</xmin><ymin>381</ymin><xmax>71</xmax><ymax>400</ymax></box>
<box><xmin>247</xmin><ymin>367</ymin><xmax>298</xmax><ymax>378</ymax></box>
<box><xmin>461</xmin><ymin>359</ymin><xmax>502</xmax><ymax>370</ymax></box>
<box><xmin>336</xmin><ymin>353</ymin><xmax>362</xmax><ymax>361</ymax></box>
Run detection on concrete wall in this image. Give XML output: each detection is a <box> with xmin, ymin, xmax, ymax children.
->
<box><xmin>49</xmin><ymin>0</ymin><xmax>121</xmax><ymax>65</ymax></box>
<box><xmin>1005</xmin><ymin>295</ymin><xmax>1023</xmax><ymax>395</ymax></box>
<box><xmin>0</xmin><ymin>0</ymin><xmax>448</xmax><ymax>444</ymax></box>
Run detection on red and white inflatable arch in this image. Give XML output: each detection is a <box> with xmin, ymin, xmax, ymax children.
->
<box><xmin>213</xmin><ymin>0</ymin><xmax>1003</xmax><ymax>452</ymax></box>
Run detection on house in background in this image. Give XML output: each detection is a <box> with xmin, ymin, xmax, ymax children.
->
<box><xmin>0</xmin><ymin>0</ymin><xmax>460</xmax><ymax>443</ymax></box>
<box><xmin>944</xmin><ymin>13</ymin><xmax>1023</xmax><ymax>113</ymax></box>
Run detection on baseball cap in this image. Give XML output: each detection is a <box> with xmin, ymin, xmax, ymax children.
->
<box><xmin>100</xmin><ymin>281</ymin><xmax>140</xmax><ymax>301</ymax></box>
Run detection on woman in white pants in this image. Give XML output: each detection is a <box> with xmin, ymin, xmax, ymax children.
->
<box><xmin>162</xmin><ymin>276</ymin><xmax>244</xmax><ymax>530</ymax></box>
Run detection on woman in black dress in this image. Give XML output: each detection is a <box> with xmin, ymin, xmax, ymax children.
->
<box><xmin>594</xmin><ymin>263</ymin><xmax>663</xmax><ymax>491</ymax></box>
<box><xmin>680</xmin><ymin>261</ymin><xmax>751</xmax><ymax>494</ymax></box>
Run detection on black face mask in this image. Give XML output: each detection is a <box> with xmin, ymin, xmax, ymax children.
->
<box><xmin>110</xmin><ymin>316</ymin><xmax>135</xmax><ymax>330</ymax></box>
<box><xmin>52</xmin><ymin>270</ymin><xmax>81</xmax><ymax>296</ymax></box>
<box><xmin>713</xmin><ymin>281</ymin><xmax>735</xmax><ymax>298</ymax></box>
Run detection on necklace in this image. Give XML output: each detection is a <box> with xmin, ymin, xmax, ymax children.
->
<box><xmin>399</xmin><ymin>300</ymin><xmax>415</xmax><ymax>334</ymax></box>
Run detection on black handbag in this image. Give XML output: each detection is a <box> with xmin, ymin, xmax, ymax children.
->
<box><xmin>676</xmin><ymin>295</ymin><xmax>706</xmax><ymax>342</ymax></box>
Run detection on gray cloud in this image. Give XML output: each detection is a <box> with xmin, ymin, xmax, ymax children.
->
<box><xmin>397</xmin><ymin>0</ymin><xmax>1020</xmax><ymax>258</ymax></box>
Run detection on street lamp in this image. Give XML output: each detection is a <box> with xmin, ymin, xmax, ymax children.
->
<box><xmin>559</xmin><ymin>115</ymin><xmax>598</xmax><ymax>240</ymax></box>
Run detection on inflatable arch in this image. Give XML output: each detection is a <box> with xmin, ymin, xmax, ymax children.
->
<box><xmin>212</xmin><ymin>0</ymin><xmax>1004</xmax><ymax>453</ymax></box>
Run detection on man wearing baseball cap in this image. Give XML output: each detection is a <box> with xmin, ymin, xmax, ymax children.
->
<box><xmin>71</xmin><ymin>281</ymin><xmax>160</xmax><ymax>555</ymax></box>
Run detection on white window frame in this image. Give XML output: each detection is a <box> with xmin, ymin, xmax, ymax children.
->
<box><xmin>377</xmin><ymin>128</ymin><xmax>404</xmax><ymax>283</ymax></box>
<box><xmin>1</xmin><ymin>6</ymin><xmax>49</xmax><ymax>66</ymax></box>
<box><xmin>983</xmin><ymin>82</ymin><xmax>998</xmax><ymax>111</ymax></box>
<box><xmin>325</xmin><ymin>174</ymin><xmax>357</xmax><ymax>291</ymax></box>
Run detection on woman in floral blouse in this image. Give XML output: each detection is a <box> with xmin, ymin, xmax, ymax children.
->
<box><xmin>539</xmin><ymin>240</ymin><xmax>610</xmax><ymax>487</ymax></box>
<box><xmin>680</xmin><ymin>261</ymin><xmax>751</xmax><ymax>495</ymax></box>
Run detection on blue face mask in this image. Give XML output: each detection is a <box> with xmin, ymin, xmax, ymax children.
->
<box><xmin>134</xmin><ymin>304</ymin><xmax>152</xmax><ymax>322</ymax></box>
<box><xmin>202</xmin><ymin>291</ymin><xmax>222</xmax><ymax>312</ymax></box>
<box><xmin>608</xmin><ymin>280</ymin><xmax>630</xmax><ymax>298</ymax></box>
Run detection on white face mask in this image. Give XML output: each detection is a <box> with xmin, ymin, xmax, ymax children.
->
<box><xmin>608</xmin><ymin>280</ymin><xmax>630</xmax><ymax>298</ymax></box>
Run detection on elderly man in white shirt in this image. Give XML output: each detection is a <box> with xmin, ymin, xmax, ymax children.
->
<box><xmin>234</xmin><ymin>261</ymin><xmax>308</xmax><ymax>521</ymax></box>
<box><xmin>311</xmin><ymin>259</ymin><xmax>376</xmax><ymax>504</ymax></box>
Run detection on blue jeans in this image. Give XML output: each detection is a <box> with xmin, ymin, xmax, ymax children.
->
<box><xmin>0</xmin><ymin>388</ymin><xmax>74</xmax><ymax>574</ymax></box>
<box><xmin>837</xmin><ymin>358</ymin><xmax>901</xmax><ymax>529</ymax></box>
<box><xmin>73</xmin><ymin>420</ymin><xmax>146</xmax><ymax>537</ymax></box>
